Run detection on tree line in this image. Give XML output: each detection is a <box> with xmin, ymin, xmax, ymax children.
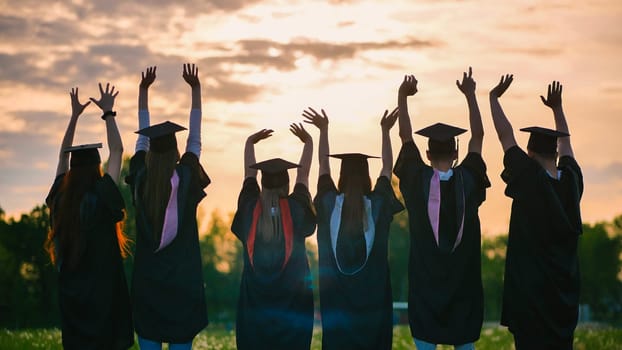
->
<box><xmin>0</xmin><ymin>158</ymin><xmax>620</xmax><ymax>328</ymax></box>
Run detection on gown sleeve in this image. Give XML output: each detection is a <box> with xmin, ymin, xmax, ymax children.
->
<box><xmin>460</xmin><ymin>152</ymin><xmax>492</xmax><ymax>204</ymax></box>
<box><xmin>501</xmin><ymin>145</ymin><xmax>537</xmax><ymax>201</ymax></box>
<box><xmin>317</xmin><ymin>173</ymin><xmax>337</xmax><ymax>198</ymax></box>
<box><xmin>558</xmin><ymin>155</ymin><xmax>583</xmax><ymax>198</ymax></box>
<box><xmin>179</xmin><ymin>151</ymin><xmax>211</xmax><ymax>204</ymax></box>
<box><xmin>46</xmin><ymin>173</ymin><xmax>66</xmax><ymax>210</ymax></box>
<box><xmin>94</xmin><ymin>174</ymin><xmax>126</xmax><ymax>223</ymax></box>
<box><xmin>124</xmin><ymin>150</ymin><xmax>147</xmax><ymax>204</ymax></box>
<box><xmin>290</xmin><ymin>182</ymin><xmax>317</xmax><ymax>237</ymax></box>
<box><xmin>393</xmin><ymin>140</ymin><xmax>425</xmax><ymax>180</ymax></box>
<box><xmin>393</xmin><ymin>141</ymin><xmax>426</xmax><ymax>197</ymax></box>
<box><xmin>373</xmin><ymin>176</ymin><xmax>404</xmax><ymax>216</ymax></box>
<box><xmin>231</xmin><ymin>177</ymin><xmax>260</xmax><ymax>241</ymax></box>
<box><xmin>313</xmin><ymin>174</ymin><xmax>337</xmax><ymax>227</ymax></box>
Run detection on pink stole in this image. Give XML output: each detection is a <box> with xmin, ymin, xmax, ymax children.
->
<box><xmin>155</xmin><ymin>171</ymin><xmax>180</xmax><ymax>252</ymax></box>
<box><xmin>247</xmin><ymin>199</ymin><xmax>294</xmax><ymax>271</ymax></box>
<box><xmin>428</xmin><ymin>170</ymin><xmax>465</xmax><ymax>253</ymax></box>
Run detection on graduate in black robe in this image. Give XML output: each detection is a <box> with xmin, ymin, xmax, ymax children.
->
<box><xmin>393</xmin><ymin>69</ymin><xmax>490</xmax><ymax>348</ymax></box>
<box><xmin>231</xmin><ymin>125</ymin><xmax>316</xmax><ymax>350</ymax></box>
<box><xmin>489</xmin><ymin>77</ymin><xmax>583</xmax><ymax>350</ymax></box>
<box><xmin>302</xmin><ymin>107</ymin><xmax>404</xmax><ymax>350</ymax></box>
<box><xmin>125</xmin><ymin>65</ymin><xmax>210</xmax><ymax>347</ymax></box>
<box><xmin>46</xmin><ymin>85</ymin><xmax>133</xmax><ymax>350</ymax></box>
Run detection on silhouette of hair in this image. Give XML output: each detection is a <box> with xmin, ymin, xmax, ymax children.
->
<box><xmin>427</xmin><ymin>139</ymin><xmax>457</xmax><ymax>162</ymax></box>
<box><xmin>337</xmin><ymin>159</ymin><xmax>372</xmax><ymax>235</ymax></box>
<box><xmin>46</xmin><ymin>165</ymin><xmax>130</xmax><ymax>268</ymax></box>
<box><xmin>143</xmin><ymin>147</ymin><xmax>180</xmax><ymax>242</ymax></box>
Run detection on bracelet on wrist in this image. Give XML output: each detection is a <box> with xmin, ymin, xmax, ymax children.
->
<box><xmin>101</xmin><ymin>110</ymin><xmax>117</xmax><ymax>120</ymax></box>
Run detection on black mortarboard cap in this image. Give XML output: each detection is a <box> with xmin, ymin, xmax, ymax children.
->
<box><xmin>328</xmin><ymin>153</ymin><xmax>380</xmax><ymax>161</ymax></box>
<box><xmin>520</xmin><ymin>126</ymin><xmax>569</xmax><ymax>154</ymax></box>
<box><xmin>136</xmin><ymin>121</ymin><xmax>186</xmax><ymax>153</ymax></box>
<box><xmin>415</xmin><ymin>122</ymin><xmax>467</xmax><ymax>154</ymax></box>
<box><xmin>329</xmin><ymin>153</ymin><xmax>378</xmax><ymax>177</ymax></box>
<box><xmin>250</xmin><ymin>158</ymin><xmax>300</xmax><ymax>189</ymax></box>
<box><xmin>64</xmin><ymin>143</ymin><xmax>102</xmax><ymax>168</ymax></box>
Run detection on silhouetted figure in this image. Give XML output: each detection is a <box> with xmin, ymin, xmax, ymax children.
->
<box><xmin>303</xmin><ymin>107</ymin><xmax>404</xmax><ymax>350</ymax></box>
<box><xmin>231</xmin><ymin>125</ymin><xmax>316</xmax><ymax>350</ymax></box>
<box><xmin>46</xmin><ymin>84</ymin><xmax>133</xmax><ymax>350</ymax></box>
<box><xmin>125</xmin><ymin>65</ymin><xmax>210</xmax><ymax>350</ymax></box>
<box><xmin>489</xmin><ymin>76</ymin><xmax>583</xmax><ymax>350</ymax></box>
<box><xmin>393</xmin><ymin>69</ymin><xmax>490</xmax><ymax>350</ymax></box>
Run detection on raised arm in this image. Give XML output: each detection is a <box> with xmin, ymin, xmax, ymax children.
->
<box><xmin>137</xmin><ymin>66</ymin><xmax>156</xmax><ymax>152</ymax></box>
<box><xmin>56</xmin><ymin>87</ymin><xmax>91</xmax><ymax>176</ymax></box>
<box><xmin>290</xmin><ymin>123</ymin><xmax>313</xmax><ymax>187</ymax></box>
<box><xmin>183</xmin><ymin>63</ymin><xmax>202</xmax><ymax>158</ymax></box>
<box><xmin>540</xmin><ymin>81</ymin><xmax>574</xmax><ymax>158</ymax></box>
<box><xmin>89</xmin><ymin>83</ymin><xmax>122</xmax><ymax>183</ymax></box>
<box><xmin>398</xmin><ymin>75</ymin><xmax>418</xmax><ymax>144</ymax></box>
<box><xmin>457</xmin><ymin>67</ymin><xmax>484</xmax><ymax>154</ymax></box>
<box><xmin>489</xmin><ymin>74</ymin><xmax>517</xmax><ymax>152</ymax></box>
<box><xmin>380</xmin><ymin>107</ymin><xmax>399</xmax><ymax>178</ymax></box>
<box><xmin>302</xmin><ymin>107</ymin><xmax>330</xmax><ymax>176</ymax></box>
<box><xmin>244</xmin><ymin>129</ymin><xmax>273</xmax><ymax>179</ymax></box>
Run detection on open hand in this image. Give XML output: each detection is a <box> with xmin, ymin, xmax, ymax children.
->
<box><xmin>183</xmin><ymin>63</ymin><xmax>200</xmax><ymax>88</ymax></box>
<box><xmin>302</xmin><ymin>107</ymin><xmax>329</xmax><ymax>131</ymax></box>
<box><xmin>456</xmin><ymin>67</ymin><xmax>476</xmax><ymax>95</ymax></box>
<box><xmin>399</xmin><ymin>75</ymin><xmax>418</xmax><ymax>97</ymax></box>
<box><xmin>290</xmin><ymin>123</ymin><xmax>312</xmax><ymax>144</ymax></box>
<box><xmin>70</xmin><ymin>87</ymin><xmax>91</xmax><ymax>117</ymax></box>
<box><xmin>490</xmin><ymin>74</ymin><xmax>513</xmax><ymax>98</ymax></box>
<box><xmin>140</xmin><ymin>66</ymin><xmax>157</xmax><ymax>89</ymax></box>
<box><xmin>540</xmin><ymin>81</ymin><xmax>562</xmax><ymax>109</ymax></box>
<box><xmin>380</xmin><ymin>107</ymin><xmax>399</xmax><ymax>131</ymax></box>
<box><xmin>248</xmin><ymin>129</ymin><xmax>273</xmax><ymax>144</ymax></box>
<box><xmin>89</xmin><ymin>83</ymin><xmax>119</xmax><ymax>112</ymax></box>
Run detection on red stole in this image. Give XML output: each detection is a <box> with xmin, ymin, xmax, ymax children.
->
<box><xmin>247</xmin><ymin>198</ymin><xmax>294</xmax><ymax>271</ymax></box>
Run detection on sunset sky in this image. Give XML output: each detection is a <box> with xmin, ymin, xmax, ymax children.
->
<box><xmin>1</xmin><ymin>0</ymin><xmax>621</xmax><ymax>235</ymax></box>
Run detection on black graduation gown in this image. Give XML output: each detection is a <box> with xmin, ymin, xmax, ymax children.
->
<box><xmin>46</xmin><ymin>173</ymin><xmax>134</xmax><ymax>350</ymax></box>
<box><xmin>231</xmin><ymin>177</ymin><xmax>316</xmax><ymax>350</ymax></box>
<box><xmin>393</xmin><ymin>141</ymin><xmax>490</xmax><ymax>345</ymax></box>
<box><xmin>314</xmin><ymin>174</ymin><xmax>404</xmax><ymax>350</ymax></box>
<box><xmin>126</xmin><ymin>151</ymin><xmax>211</xmax><ymax>343</ymax></box>
<box><xmin>500</xmin><ymin>146</ymin><xmax>583</xmax><ymax>348</ymax></box>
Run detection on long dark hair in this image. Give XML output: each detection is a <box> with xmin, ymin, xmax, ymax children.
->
<box><xmin>46</xmin><ymin>165</ymin><xmax>130</xmax><ymax>268</ymax></box>
<box><xmin>337</xmin><ymin>161</ymin><xmax>372</xmax><ymax>235</ymax></box>
<box><xmin>143</xmin><ymin>148</ymin><xmax>180</xmax><ymax>242</ymax></box>
<box><xmin>258</xmin><ymin>184</ymin><xmax>289</xmax><ymax>241</ymax></box>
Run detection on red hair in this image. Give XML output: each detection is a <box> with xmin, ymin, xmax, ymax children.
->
<box><xmin>46</xmin><ymin>165</ymin><xmax>130</xmax><ymax>268</ymax></box>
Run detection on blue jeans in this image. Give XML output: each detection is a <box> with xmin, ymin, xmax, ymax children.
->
<box><xmin>138</xmin><ymin>336</ymin><xmax>193</xmax><ymax>350</ymax></box>
<box><xmin>414</xmin><ymin>337</ymin><xmax>475</xmax><ymax>350</ymax></box>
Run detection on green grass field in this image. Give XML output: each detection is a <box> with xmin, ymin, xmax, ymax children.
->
<box><xmin>1</xmin><ymin>324</ymin><xmax>621</xmax><ymax>349</ymax></box>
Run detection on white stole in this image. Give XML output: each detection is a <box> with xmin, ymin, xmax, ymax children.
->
<box><xmin>155</xmin><ymin>171</ymin><xmax>180</xmax><ymax>252</ymax></box>
<box><xmin>330</xmin><ymin>194</ymin><xmax>375</xmax><ymax>275</ymax></box>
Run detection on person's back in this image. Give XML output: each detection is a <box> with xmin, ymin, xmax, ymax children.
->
<box><xmin>304</xmin><ymin>107</ymin><xmax>403</xmax><ymax>350</ymax></box>
<box><xmin>126</xmin><ymin>64</ymin><xmax>210</xmax><ymax>348</ymax></box>
<box><xmin>231</xmin><ymin>126</ymin><xmax>316</xmax><ymax>350</ymax></box>
<box><xmin>393</xmin><ymin>69</ymin><xmax>489</xmax><ymax>350</ymax></box>
<box><xmin>489</xmin><ymin>77</ymin><xmax>583</xmax><ymax>349</ymax></box>
<box><xmin>46</xmin><ymin>84</ymin><xmax>133</xmax><ymax>350</ymax></box>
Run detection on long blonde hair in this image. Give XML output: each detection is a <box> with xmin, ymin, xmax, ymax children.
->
<box><xmin>258</xmin><ymin>184</ymin><xmax>289</xmax><ymax>241</ymax></box>
<box><xmin>143</xmin><ymin>148</ymin><xmax>180</xmax><ymax>241</ymax></box>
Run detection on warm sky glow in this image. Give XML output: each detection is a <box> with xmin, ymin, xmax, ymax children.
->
<box><xmin>1</xmin><ymin>0</ymin><xmax>622</xmax><ymax>235</ymax></box>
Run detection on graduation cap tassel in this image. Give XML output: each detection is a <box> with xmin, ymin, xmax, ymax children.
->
<box><xmin>452</xmin><ymin>137</ymin><xmax>459</xmax><ymax>168</ymax></box>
